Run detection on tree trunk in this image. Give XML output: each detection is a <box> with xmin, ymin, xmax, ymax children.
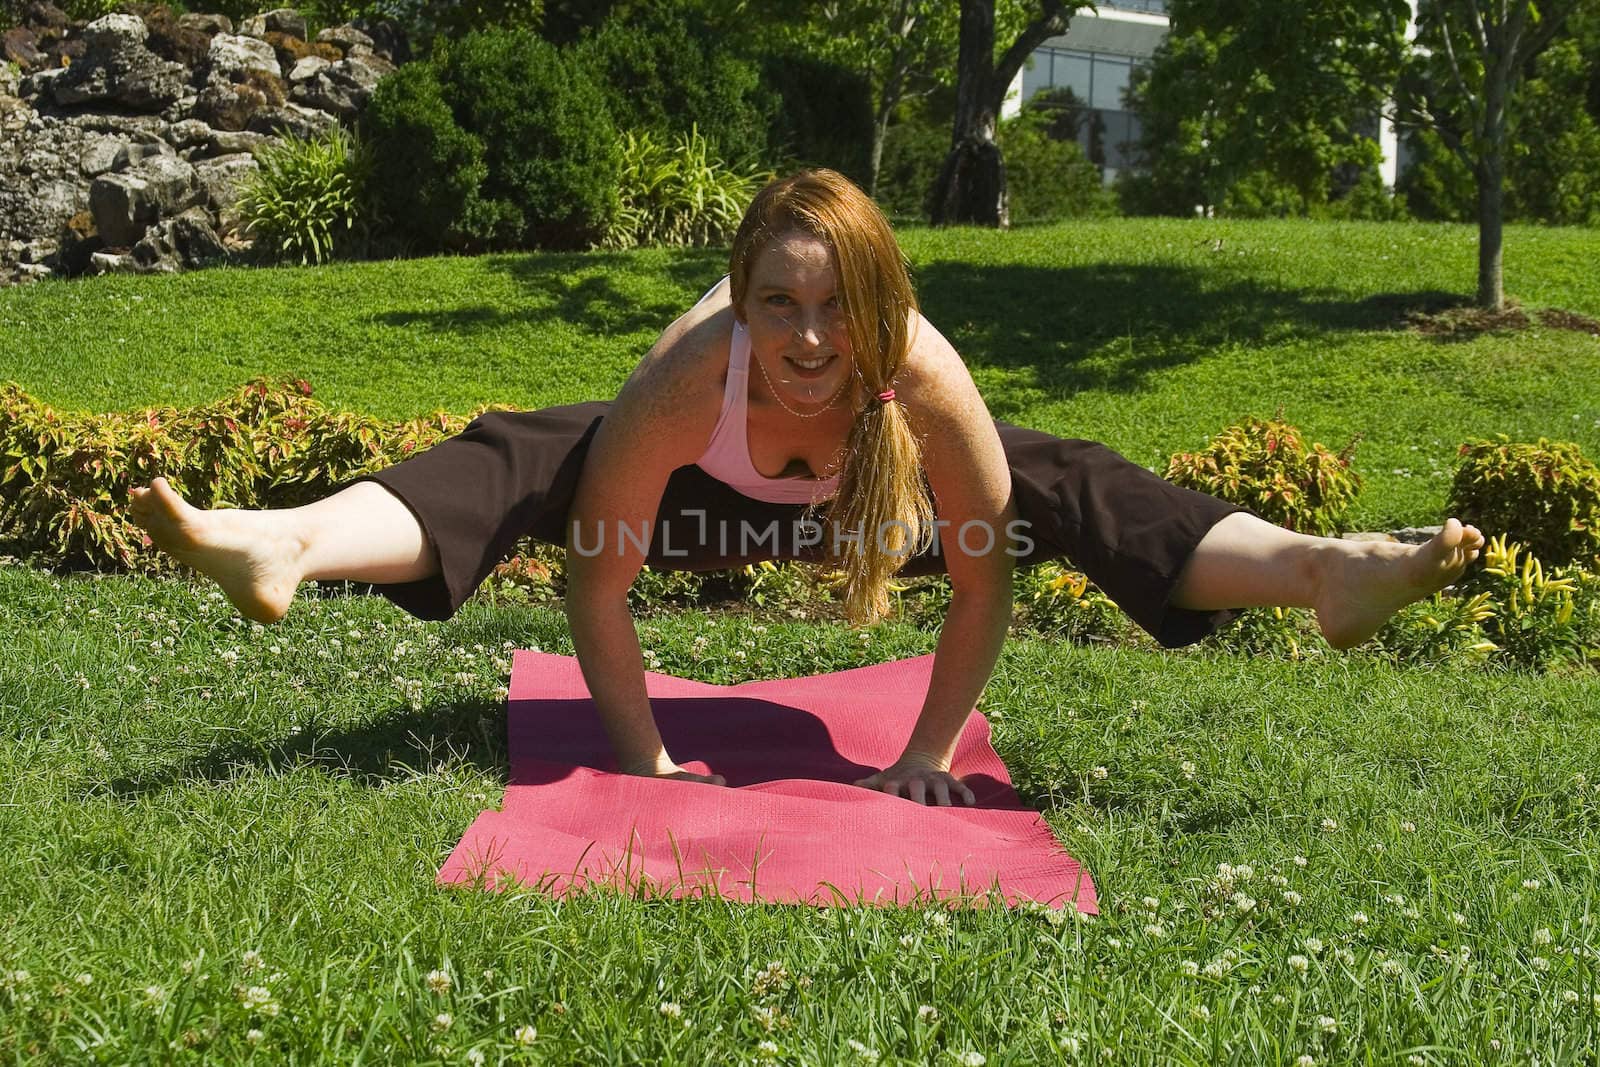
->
<box><xmin>869</xmin><ymin>112</ymin><xmax>889</xmax><ymax>199</ymax></box>
<box><xmin>932</xmin><ymin>0</ymin><xmax>1003</xmax><ymax>225</ymax></box>
<box><xmin>1475</xmin><ymin>151</ymin><xmax>1505</xmax><ymax>311</ymax></box>
<box><xmin>930</xmin><ymin>0</ymin><xmax>1074</xmax><ymax>226</ymax></box>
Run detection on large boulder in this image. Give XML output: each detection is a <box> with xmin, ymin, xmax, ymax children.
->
<box><xmin>193</xmin><ymin>152</ymin><xmax>259</xmax><ymax>237</ymax></box>
<box><xmin>205</xmin><ymin>33</ymin><xmax>283</xmax><ymax>86</ymax></box>
<box><xmin>241</xmin><ymin>9</ymin><xmax>307</xmax><ymax>41</ymax></box>
<box><xmin>132</xmin><ymin>205</ymin><xmax>228</xmax><ymax>271</ymax></box>
<box><xmin>0</xmin><ymin>114</ymin><xmax>91</xmax><ymax>280</ymax></box>
<box><xmin>193</xmin><ymin>79</ymin><xmax>276</xmax><ymax>132</ymax></box>
<box><xmin>288</xmin><ymin>51</ymin><xmax>391</xmax><ymax>121</ymax></box>
<box><xmin>3</xmin><ymin>27</ymin><xmax>48</xmax><ymax>73</ymax></box>
<box><xmin>89</xmin><ymin>153</ymin><xmax>200</xmax><ymax>248</ymax></box>
<box><xmin>247</xmin><ymin>101</ymin><xmax>337</xmax><ymax>141</ymax></box>
<box><xmin>51</xmin><ymin>14</ymin><xmax>190</xmax><ymax>113</ymax></box>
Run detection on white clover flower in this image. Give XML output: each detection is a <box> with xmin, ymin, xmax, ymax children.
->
<box><xmin>1403</xmin><ymin>906</ymin><xmax>1421</xmax><ymax>921</ymax></box>
<box><xmin>1407</xmin><ymin>1058</ymin><xmax>1425</xmax><ymax>1067</ymax></box>
<box><xmin>1283</xmin><ymin>891</ymin><xmax>1303</xmax><ymax>907</ymax></box>
<box><xmin>928</xmin><ymin>911</ymin><xmax>950</xmax><ymax>929</ymax></box>
<box><xmin>1317</xmin><ymin>1015</ymin><xmax>1338</xmax><ymax>1034</ymax></box>
<box><xmin>1384</xmin><ymin>893</ymin><xmax>1406</xmax><ymax>907</ymax></box>
<box><xmin>241</xmin><ymin>949</ymin><xmax>263</xmax><ymax>973</ymax></box>
<box><xmin>1320</xmin><ymin>818</ymin><xmax>1338</xmax><ymax>833</ymax></box>
<box><xmin>658</xmin><ymin>1002</ymin><xmax>683</xmax><ymax>1019</ymax></box>
<box><xmin>1091</xmin><ymin>766</ymin><xmax>1108</xmax><ymax>781</ymax></box>
<box><xmin>1180</xmin><ymin>760</ymin><xmax>1196</xmax><ymax>780</ymax></box>
<box><xmin>432</xmin><ymin>1012</ymin><xmax>453</xmax><ymax>1032</ymax></box>
<box><xmin>1142</xmin><ymin>896</ymin><xmax>1160</xmax><ymax>911</ymax></box>
<box><xmin>1190</xmin><ymin>1005</ymin><xmax>1210</xmax><ymax>1022</ymax></box>
<box><xmin>1380</xmin><ymin>959</ymin><xmax>1404</xmax><ymax>976</ymax></box>
<box><xmin>246</xmin><ymin>1029</ymin><xmax>264</xmax><ymax>1045</ymax></box>
<box><xmin>1272</xmin><ymin>994</ymin><xmax>1288</xmax><ymax>1006</ymax></box>
<box><xmin>1350</xmin><ymin>912</ymin><xmax>1370</xmax><ymax>927</ymax></box>
<box><xmin>221</xmin><ymin>649</ymin><xmax>239</xmax><ymax>664</ymax></box>
<box><xmin>1531</xmin><ymin>956</ymin><xmax>1550</xmax><ymax>972</ymax></box>
<box><xmin>466</xmin><ymin>1050</ymin><xmax>485</xmax><ymax>1066</ymax></box>
<box><xmin>1293</xmin><ymin>855</ymin><xmax>1308</xmax><ymax>867</ymax></box>
<box><xmin>1202</xmin><ymin>960</ymin><xmax>1228</xmax><ymax>979</ymax></box>
<box><xmin>1533</xmin><ymin>927</ymin><xmax>1553</xmax><ymax>946</ymax></box>
<box><xmin>1522</xmin><ymin>879</ymin><xmax>1542</xmax><ymax>890</ymax></box>
<box><xmin>1180</xmin><ymin>960</ymin><xmax>1200</xmax><ymax>977</ymax></box>
<box><xmin>1303</xmin><ymin>938</ymin><xmax>1324</xmax><ymax>954</ymax></box>
<box><xmin>1060</xmin><ymin>1033</ymin><xmax>1082</xmax><ymax>1055</ymax></box>
<box><xmin>1401</xmin><ymin>821</ymin><xmax>1416</xmax><ymax>833</ymax></box>
<box><xmin>1451</xmin><ymin>912</ymin><xmax>1468</xmax><ymax>927</ymax></box>
<box><xmin>1231</xmin><ymin>893</ymin><xmax>1256</xmax><ymax>914</ymax></box>
<box><xmin>899</xmin><ymin>933</ymin><xmax>918</xmax><ymax>948</ymax></box>
<box><xmin>1142</xmin><ymin>923</ymin><xmax>1166</xmax><ymax>939</ymax></box>
<box><xmin>1289</xmin><ymin>954</ymin><xmax>1310</xmax><ymax>974</ymax></box>
<box><xmin>918</xmin><ymin>1004</ymin><xmax>940</xmax><ymax>1023</ymax></box>
<box><xmin>846</xmin><ymin>1038</ymin><xmax>880</xmax><ymax>1063</ymax></box>
<box><xmin>757</xmin><ymin>1040</ymin><xmax>780</xmax><ymax>1057</ymax></box>
<box><xmin>515</xmin><ymin>1025</ymin><xmax>537</xmax><ymax>1046</ymax></box>
<box><xmin>1297</xmin><ymin>1057</ymin><xmax>1316</xmax><ymax>1067</ymax></box>
<box><xmin>240</xmin><ymin>986</ymin><xmax>273</xmax><ymax>1011</ymax></box>
<box><xmin>1334</xmin><ymin>948</ymin><xmax>1355</xmax><ymax>967</ymax></box>
<box><xmin>1563</xmin><ymin>990</ymin><xmax>1580</xmax><ymax>1005</ymax></box>
<box><xmin>1235</xmin><ymin>864</ymin><xmax>1254</xmax><ymax>881</ymax></box>
<box><xmin>74</xmin><ymin>973</ymin><xmax>93</xmax><ymax>987</ymax></box>
<box><xmin>951</xmin><ymin>1053</ymin><xmax>987</xmax><ymax>1067</ymax></box>
<box><xmin>426</xmin><ymin>969</ymin><xmax>452</xmax><ymax>995</ymax></box>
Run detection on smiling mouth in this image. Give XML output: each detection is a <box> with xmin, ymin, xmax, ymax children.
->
<box><xmin>787</xmin><ymin>354</ymin><xmax>834</xmax><ymax>372</ymax></box>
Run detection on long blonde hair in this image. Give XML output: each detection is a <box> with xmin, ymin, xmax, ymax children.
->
<box><xmin>729</xmin><ymin>170</ymin><xmax>935</xmax><ymax>624</ymax></box>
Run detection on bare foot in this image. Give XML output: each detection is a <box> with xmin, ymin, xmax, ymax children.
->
<box><xmin>128</xmin><ymin>477</ymin><xmax>304</xmax><ymax>623</ymax></box>
<box><xmin>1314</xmin><ymin>518</ymin><xmax>1486</xmax><ymax>649</ymax></box>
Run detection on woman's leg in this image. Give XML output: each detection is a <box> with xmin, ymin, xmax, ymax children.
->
<box><xmin>1171</xmin><ymin>511</ymin><xmax>1485</xmax><ymax>649</ymax></box>
<box><xmin>129</xmin><ymin>478</ymin><xmax>438</xmax><ymax>623</ymax></box>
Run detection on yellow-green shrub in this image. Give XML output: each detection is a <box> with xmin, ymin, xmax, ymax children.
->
<box><xmin>1448</xmin><ymin>436</ymin><xmax>1600</xmax><ymax>568</ymax></box>
<box><xmin>1166</xmin><ymin>415</ymin><xmax>1362</xmax><ymax>535</ymax></box>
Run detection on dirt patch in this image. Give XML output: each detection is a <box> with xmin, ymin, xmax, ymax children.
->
<box><xmin>1536</xmin><ymin>307</ymin><xmax>1600</xmax><ymax>336</ymax></box>
<box><xmin>1408</xmin><ymin>301</ymin><xmax>1531</xmax><ymax>337</ymax></box>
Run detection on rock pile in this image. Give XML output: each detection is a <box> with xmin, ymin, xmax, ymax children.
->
<box><xmin>0</xmin><ymin>4</ymin><xmax>406</xmax><ymax>284</ymax></box>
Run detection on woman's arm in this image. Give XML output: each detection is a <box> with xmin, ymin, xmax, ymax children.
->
<box><xmin>563</xmin><ymin>308</ymin><xmax>727</xmax><ymax>779</ymax></box>
<box><xmin>855</xmin><ymin>314</ymin><xmax>1019</xmax><ymax>805</ymax></box>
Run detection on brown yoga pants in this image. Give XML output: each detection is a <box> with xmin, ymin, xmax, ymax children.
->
<box><xmin>358</xmin><ymin>402</ymin><xmax>1251</xmax><ymax>648</ymax></box>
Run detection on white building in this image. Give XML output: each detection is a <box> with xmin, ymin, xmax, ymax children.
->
<box><xmin>1008</xmin><ymin>0</ymin><xmax>1410</xmax><ymax>189</ymax></box>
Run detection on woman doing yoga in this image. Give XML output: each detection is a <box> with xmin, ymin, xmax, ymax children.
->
<box><xmin>130</xmin><ymin>170</ymin><xmax>1485</xmax><ymax>807</ymax></box>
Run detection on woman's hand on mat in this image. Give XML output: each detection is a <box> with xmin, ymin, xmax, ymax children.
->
<box><xmin>855</xmin><ymin>754</ymin><xmax>975</xmax><ymax>807</ymax></box>
<box><xmin>622</xmin><ymin>756</ymin><xmax>727</xmax><ymax>787</ymax></box>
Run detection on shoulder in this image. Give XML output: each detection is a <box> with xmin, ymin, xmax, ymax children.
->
<box><xmin>602</xmin><ymin>283</ymin><xmax>732</xmax><ymax>463</ymax></box>
<box><xmin>893</xmin><ymin>311</ymin><xmax>991</xmax><ymax>431</ymax></box>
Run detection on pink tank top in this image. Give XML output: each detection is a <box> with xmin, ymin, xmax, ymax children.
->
<box><xmin>693</xmin><ymin>315</ymin><xmax>842</xmax><ymax>505</ymax></box>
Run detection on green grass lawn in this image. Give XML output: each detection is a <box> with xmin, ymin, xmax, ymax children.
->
<box><xmin>1</xmin><ymin>567</ymin><xmax>1597</xmax><ymax>1063</ymax></box>
<box><xmin>2</xmin><ymin>221</ymin><xmax>1599</xmax><ymax>1063</ymax></box>
<box><xmin>4</xmin><ymin>219</ymin><xmax>1599</xmax><ymax>530</ymax></box>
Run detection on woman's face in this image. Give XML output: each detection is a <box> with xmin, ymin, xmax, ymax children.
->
<box><xmin>740</xmin><ymin>231</ymin><xmax>856</xmax><ymax>413</ymax></box>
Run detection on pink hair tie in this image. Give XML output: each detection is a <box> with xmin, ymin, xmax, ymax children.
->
<box><xmin>876</xmin><ymin>389</ymin><xmax>896</xmax><ymax>404</ymax></box>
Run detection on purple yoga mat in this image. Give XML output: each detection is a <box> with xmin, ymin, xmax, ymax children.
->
<box><xmin>438</xmin><ymin>651</ymin><xmax>1097</xmax><ymax>911</ymax></box>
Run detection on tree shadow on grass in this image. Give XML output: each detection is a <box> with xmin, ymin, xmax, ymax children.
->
<box><xmin>369</xmin><ymin>249</ymin><xmax>728</xmax><ymax>339</ymax></box>
<box><xmin>86</xmin><ymin>698</ymin><xmax>511</xmax><ymax>800</ymax></box>
<box><xmin>914</xmin><ymin>260</ymin><xmax>1465</xmax><ymax>414</ymax></box>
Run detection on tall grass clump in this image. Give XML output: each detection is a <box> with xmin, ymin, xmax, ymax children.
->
<box><xmin>604</xmin><ymin>127</ymin><xmax>764</xmax><ymax>250</ymax></box>
<box><xmin>236</xmin><ymin>126</ymin><xmax>369</xmax><ymax>265</ymax></box>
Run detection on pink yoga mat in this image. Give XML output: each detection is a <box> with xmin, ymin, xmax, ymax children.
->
<box><xmin>438</xmin><ymin>651</ymin><xmax>1097</xmax><ymax>911</ymax></box>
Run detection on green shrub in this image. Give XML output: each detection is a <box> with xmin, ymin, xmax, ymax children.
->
<box><xmin>603</xmin><ymin>127</ymin><xmax>763</xmax><ymax>250</ymax></box>
<box><xmin>1448</xmin><ymin>436</ymin><xmax>1600</xmax><ymax>568</ymax></box>
<box><xmin>1014</xmin><ymin>562</ymin><xmax>1130</xmax><ymax>644</ymax></box>
<box><xmin>577</xmin><ymin>7</ymin><xmax>777</xmax><ymax>169</ymax></box>
<box><xmin>761</xmin><ymin>50</ymin><xmax>874</xmax><ymax>184</ymax></box>
<box><xmin>359</xmin><ymin>61</ymin><xmax>489</xmax><ymax>251</ymax></box>
<box><xmin>436</xmin><ymin>28</ymin><xmax>619</xmax><ymax>250</ymax></box>
<box><xmin>997</xmin><ymin>108</ymin><xmax>1116</xmax><ymax>223</ymax></box>
<box><xmin>875</xmin><ymin>116</ymin><xmax>948</xmax><ymax>220</ymax></box>
<box><xmin>1371</xmin><ymin>590</ymin><xmax>1499</xmax><ymax>667</ymax></box>
<box><xmin>0</xmin><ymin>380</ymin><xmax>491</xmax><ymax>572</ymax></box>
<box><xmin>1166</xmin><ymin>415</ymin><xmax>1363</xmax><ymax>536</ymax></box>
<box><xmin>1462</xmin><ymin>535</ymin><xmax>1599</xmax><ymax>671</ymax></box>
<box><xmin>237</xmin><ymin>126</ymin><xmax>370</xmax><ymax>265</ymax></box>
